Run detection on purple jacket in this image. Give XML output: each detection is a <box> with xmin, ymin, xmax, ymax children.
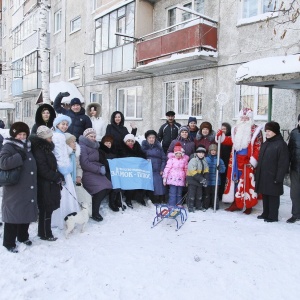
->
<box><xmin>163</xmin><ymin>153</ymin><xmax>189</xmax><ymax>186</ymax></box>
<box><xmin>79</xmin><ymin>136</ymin><xmax>112</xmax><ymax>195</ymax></box>
<box><xmin>167</xmin><ymin>137</ymin><xmax>195</xmax><ymax>157</ymax></box>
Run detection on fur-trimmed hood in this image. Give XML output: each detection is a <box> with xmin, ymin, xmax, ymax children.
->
<box><xmin>29</xmin><ymin>135</ymin><xmax>55</xmax><ymax>154</ymax></box>
<box><xmin>34</xmin><ymin>104</ymin><xmax>56</xmax><ymax>128</ymax></box>
<box><xmin>78</xmin><ymin>135</ymin><xmax>99</xmax><ymax>149</ymax></box>
<box><xmin>195</xmin><ymin>130</ymin><xmax>216</xmax><ymax>142</ymax></box>
<box><xmin>86</xmin><ymin>102</ymin><xmax>101</xmax><ymax>118</ymax></box>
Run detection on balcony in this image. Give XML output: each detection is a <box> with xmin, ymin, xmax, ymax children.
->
<box><xmin>136</xmin><ymin>16</ymin><xmax>218</xmax><ymax>74</ymax></box>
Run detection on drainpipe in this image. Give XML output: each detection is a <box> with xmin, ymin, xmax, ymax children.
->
<box><xmin>268</xmin><ymin>86</ymin><xmax>273</xmax><ymax>121</ymax></box>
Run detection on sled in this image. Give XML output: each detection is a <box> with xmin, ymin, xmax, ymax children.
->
<box><xmin>151</xmin><ymin>193</ymin><xmax>188</xmax><ymax>231</ymax></box>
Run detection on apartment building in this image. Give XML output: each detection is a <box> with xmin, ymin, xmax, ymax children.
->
<box><xmin>1</xmin><ymin>0</ymin><xmax>299</xmax><ymax>135</ymax></box>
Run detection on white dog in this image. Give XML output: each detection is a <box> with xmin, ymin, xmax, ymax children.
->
<box><xmin>64</xmin><ymin>203</ymin><xmax>89</xmax><ymax>238</ymax></box>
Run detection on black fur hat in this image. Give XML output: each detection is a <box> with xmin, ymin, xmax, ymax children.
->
<box><xmin>265</xmin><ymin>121</ymin><xmax>280</xmax><ymax>135</ymax></box>
<box><xmin>10</xmin><ymin>122</ymin><xmax>30</xmax><ymax>138</ymax></box>
<box><xmin>145</xmin><ymin>130</ymin><xmax>157</xmax><ymax>139</ymax></box>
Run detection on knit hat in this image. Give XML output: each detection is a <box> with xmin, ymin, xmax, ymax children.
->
<box><xmin>174</xmin><ymin>142</ymin><xmax>184</xmax><ymax>154</ymax></box>
<box><xmin>196</xmin><ymin>145</ymin><xmax>206</xmax><ymax>154</ymax></box>
<box><xmin>10</xmin><ymin>122</ymin><xmax>30</xmax><ymax>138</ymax></box>
<box><xmin>124</xmin><ymin>134</ymin><xmax>135</xmax><ymax>143</ymax></box>
<box><xmin>239</xmin><ymin>108</ymin><xmax>253</xmax><ymax>119</ymax></box>
<box><xmin>70</xmin><ymin>98</ymin><xmax>82</xmax><ymax>106</ymax></box>
<box><xmin>188</xmin><ymin>117</ymin><xmax>197</xmax><ymax>124</ymax></box>
<box><xmin>166</xmin><ymin>111</ymin><xmax>175</xmax><ymax>117</ymax></box>
<box><xmin>208</xmin><ymin>144</ymin><xmax>218</xmax><ymax>153</ymax></box>
<box><xmin>65</xmin><ymin>133</ymin><xmax>76</xmax><ymax>145</ymax></box>
<box><xmin>178</xmin><ymin>125</ymin><xmax>190</xmax><ymax>135</ymax></box>
<box><xmin>37</xmin><ymin>125</ymin><xmax>53</xmax><ymax>139</ymax></box>
<box><xmin>102</xmin><ymin>135</ymin><xmax>114</xmax><ymax>144</ymax></box>
<box><xmin>83</xmin><ymin>128</ymin><xmax>96</xmax><ymax>138</ymax></box>
<box><xmin>53</xmin><ymin>114</ymin><xmax>72</xmax><ymax>128</ymax></box>
<box><xmin>265</xmin><ymin>121</ymin><xmax>280</xmax><ymax>135</ymax></box>
<box><xmin>145</xmin><ymin>130</ymin><xmax>157</xmax><ymax>139</ymax></box>
<box><xmin>200</xmin><ymin>121</ymin><xmax>212</xmax><ymax>132</ymax></box>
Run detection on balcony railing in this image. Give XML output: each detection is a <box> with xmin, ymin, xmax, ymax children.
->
<box><xmin>136</xmin><ymin>16</ymin><xmax>218</xmax><ymax>66</ymax></box>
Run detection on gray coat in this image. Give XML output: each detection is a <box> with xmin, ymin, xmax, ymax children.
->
<box><xmin>79</xmin><ymin>136</ymin><xmax>112</xmax><ymax>195</ymax></box>
<box><xmin>0</xmin><ymin>138</ymin><xmax>38</xmax><ymax>223</ymax></box>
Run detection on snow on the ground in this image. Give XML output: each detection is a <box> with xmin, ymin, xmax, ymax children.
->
<box><xmin>0</xmin><ymin>186</ymin><xmax>299</xmax><ymax>300</ymax></box>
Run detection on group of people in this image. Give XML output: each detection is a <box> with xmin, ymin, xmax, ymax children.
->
<box><xmin>1</xmin><ymin>92</ymin><xmax>299</xmax><ymax>253</ymax></box>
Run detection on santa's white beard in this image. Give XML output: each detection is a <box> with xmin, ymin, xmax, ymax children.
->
<box><xmin>233</xmin><ymin>120</ymin><xmax>252</xmax><ymax>151</ymax></box>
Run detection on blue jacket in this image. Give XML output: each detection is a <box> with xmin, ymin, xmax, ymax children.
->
<box><xmin>205</xmin><ymin>154</ymin><xmax>226</xmax><ymax>186</ymax></box>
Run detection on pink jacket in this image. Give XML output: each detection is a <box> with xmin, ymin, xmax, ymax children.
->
<box><xmin>163</xmin><ymin>153</ymin><xmax>189</xmax><ymax>186</ymax></box>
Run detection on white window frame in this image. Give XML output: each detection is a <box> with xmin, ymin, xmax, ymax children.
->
<box><xmin>24</xmin><ymin>100</ymin><xmax>32</xmax><ymax>118</ymax></box>
<box><xmin>93</xmin><ymin>0</ymin><xmax>102</xmax><ymax>11</ymax></box>
<box><xmin>69</xmin><ymin>65</ymin><xmax>80</xmax><ymax>80</ymax></box>
<box><xmin>117</xmin><ymin>86</ymin><xmax>143</xmax><ymax>119</ymax></box>
<box><xmin>70</xmin><ymin>16</ymin><xmax>81</xmax><ymax>34</ymax></box>
<box><xmin>15</xmin><ymin>101</ymin><xmax>21</xmax><ymax>118</ymax></box>
<box><xmin>164</xmin><ymin>77</ymin><xmax>203</xmax><ymax>118</ymax></box>
<box><xmin>240</xmin><ymin>0</ymin><xmax>275</xmax><ymax>19</ymax></box>
<box><xmin>54</xmin><ymin>10</ymin><xmax>62</xmax><ymax>34</ymax></box>
<box><xmin>235</xmin><ymin>85</ymin><xmax>268</xmax><ymax>120</ymax></box>
<box><xmin>53</xmin><ymin>52</ymin><xmax>61</xmax><ymax>76</ymax></box>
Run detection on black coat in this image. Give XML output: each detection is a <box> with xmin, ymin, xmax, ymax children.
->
<box><xmin>105</xmin><ymin>111</ymin><xmax>137</xmax><ymax>148</ymax></box>
<box><xmin>30</xmin><ymin>135</ymin><xmax>63</xmax><ymax>212</ymax></box>
<box><xmin>54</xmin><ymin>93</ymin><xmax>92</xmax><ymax>140</ymax></box>
<box><xmin>255</xmin><ymin>134</ymin><xmax>289</xmax><ymax>196</ymax></box>
<box><xmin>119</xmin><ymin>142</ymin><xmax>147</xmax><ymax>159</ymax></box>
<box><xmin>158</xmin><ymin>121</ymin><xmax>181</xmax><ymax>153</ymax></box>
<box><xmin>31</xmin><ymin>103</ymin><xmax>56</xmax><ymax>134</ymax></box>
<box><xmin>288</xmin><ymin>126</ymin><xmax>300</xmax><ymax>173</ymax></box>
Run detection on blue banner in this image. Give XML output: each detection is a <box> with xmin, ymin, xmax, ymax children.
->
<box><xmin>107</xmin><ymin>157</ymin><xmax>154</xmax><ymax>191</ymax></box>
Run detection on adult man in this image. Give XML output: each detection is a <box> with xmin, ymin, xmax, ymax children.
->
<box><xmin>54</xmin><ymin>92</ymin><xmax>92</xmax><ymax>141</ymax></box>
<box><xmin>287</xmin><ymin>114</ymin><xmax>300</xmax><ymax>223</ymax></box>
<box><xmin>216</xmin><ymin>108</ymin><xmax>263</xmax><ymax>214</ymax></box>
<box><xmin>158</xmin><ymin>111</ymin><xmax>181</xmax><ymax>153</ymax></box>
<box><xmin>255</xmin><ymin>122</ymin><xmax>289</xmax><ymax>222</ymax></box>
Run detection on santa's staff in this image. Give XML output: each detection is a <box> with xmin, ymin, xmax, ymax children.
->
<box><xmin>214</xmin><ymin>93</ymin><xmax>229</xmax><ymax>213</ymax></box>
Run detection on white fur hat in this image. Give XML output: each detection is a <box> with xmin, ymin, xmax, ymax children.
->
<box><xmin>53</xmin><ymin>114</ymin><xmax>72</xmax><ymax>128</ymax></box>
<box><xmin>123</xmin><ymin>134</ymin><xmax>135</xmax><ymax>143</ymax></box>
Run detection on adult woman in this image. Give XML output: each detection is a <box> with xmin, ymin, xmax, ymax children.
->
<box><xmin>194</xmin><ymin>121</ymin><xmax>216</xmax><ymax>152</ymax></box>
<box><xmin>141</xmin><ymin>130</ymin><xmax>166</xmax><ymax>204</ymax></box>
<box><xmin>31</xmin><ymin>103</ymin><xmax>56</xmax><ymax>134</ymax></box>
<box><xmin>187</xmin><ymin>117</ymin><xmax>199</xmax><ymax>142</ymax></box>
<box><xmin>105</xmin><ymin>111</ymin><xmax>137</xmax><ymax>149</ymax></box>
<box><xmin>119</xmin><ymin>134</ymin><xmax>147</xmax><ymax>208</ymax></box>
<box><xmin>86</xmin><ymin>103</ymin><xmax>106</xmax><ymax>142</ymax></box>
<box><xmin>30</xmin><ymin>126</ymin><xmax>64</xmax><ymax>241</ymax></box>
<box><xmin>51</xmin><ymin>114</ymin><xmax>80</xmax><ymax>229</ymax></box>
<box><xmin>0</xmin><ymin>122</ymin><xmax>38</xmax><ymax>253</ymax></box>
<box><xmin>79</xmin><ymin>128</ymin><xmax>112</xmax><ymax>221</ymax></box>
<box><xmin>167</xmin><ymin>125</ymin><xmax>195</xmax><ymax>157</ymax></box>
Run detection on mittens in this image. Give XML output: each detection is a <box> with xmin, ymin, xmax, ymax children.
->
<box><xmin>60</xmin><ymin>92</ymin><xmax>70</xmax><ymax>97</ymax></box>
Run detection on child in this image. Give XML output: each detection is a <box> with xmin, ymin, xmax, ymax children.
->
<box><xmin>163</xmin><ymin>142</ymin><xmax>189</xmax><ymax>206</ymax></box>
<box><xmin>204</xmin><ymin>144</ymin><xmax>226</xmax><ymax>210</ymax></box>
<box><xmin>186</xmin><ymin>145</ymin><xmax>209</xmax><ymax>212</ymax></box>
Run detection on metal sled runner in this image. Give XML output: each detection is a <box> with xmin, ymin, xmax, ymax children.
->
<box><xmin>151</xmin><ymin>194</ymin><xmax>188</xmax><ymax>231</ymax></box>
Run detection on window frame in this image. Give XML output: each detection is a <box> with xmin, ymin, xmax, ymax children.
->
<box><xmin>70</xmin><ymin>16</ymin><xmax>81</xmax><ymax>34</ymax></box>
<box><xmin>24</xmin><ymin>100</ymin><xmax>32</xmax><ymax>118</ymax></box>
<box><xmin>69</xmin><ymin>65</ymin><xmax>80</xmax><ymax>80</ymax></box>
<box><xmin>54</xmin><ymin>10</ymin><xmax>62</xmax><ymax>34</ymax></box>
<box><xmin>53</xmin><ymin>52</ymin><xmax>61</xmax><ymax>76</ymax></box>
<box><xmin>116</xmin><ymin>86</ymin><xmax>143</xmax><ymax>120</ymax></box>
<box><xmin>240</xmin><ymin>0</ymin><xmax>275</xmax><ymax>19</ymax></box>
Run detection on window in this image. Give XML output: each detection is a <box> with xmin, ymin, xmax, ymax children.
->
<box><xmin>23</xmin><ymin>12</ymin><xmax>38</xmax><ymax>38</ymax></box>
<box><xmin>12</xmin><ymin>59</ymin><xmax>22</xmax><ymax>78</ymax></box>
<box><xmin>167</xmin><ymin>0</ymin><xmax>204</xmax><ymax>29</ymax></box>
<box><xmin>93</xmin><ymin>0</ymin><xmax>102</xmax><ymax>10</ymax></box>
<box><xmin>24</xmin><ymin>100</ymin><xmax>32</xmax><ymax>118</ymax></box>
<box><xmin>54</xmin><ymin>10</ymin><xmax>62</xmax><ymax>33</ymax></box>
<box><xmin>53</xmin><ymin>53</ymin><xmax>61</xmax><ymax>75</ymax></box>
<box><xmin>69</xmin><ymin>65</ymin><xmax>80</xmax><ymax>79</ymax></box>
<box><xmin>117</xmin><ymin>86</ymin><xmax>142</xmax><ymax>119</ymax></box>
<box><xmin>164</xmin><ymin>78</ymin><xmax>203</xmax><ymax>117</ymax></box>
<box><xmin>236</xmin><ymin>85</ymin><xmax>268</xmax><ymax>120</ymax></box>
<box><xmin>242</xmin><ymin>0</ymin><xmax>274</xmax><ymax>18</ymax></box>
<box><xmin>24</xmin><ymin>52</ymin><xmax>37</xmax><ymax>75</ymax></box>
<box><xmin>94</xmin><ymin>2</ymin><xmax>135</xmax><ymax>53</ymax></box>
<box><xmin>70</xmin><ymin>16</ymin><xmax>81</xmax><ymax>33</ymax></box>
<box><xmin>16</xmin><ymin>102</ymin><xmax>21</xmax><ymax>118</ymax></box>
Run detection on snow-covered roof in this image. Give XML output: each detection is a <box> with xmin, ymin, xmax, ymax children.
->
<box><xmin>0</xmin><ymin>102</ymin><xmax>15</xmax><ymax>110</ymax></box>
<box><xmin>49</xmin><ymin>81</ymin><xmax>84</xmax><ymax>104</ymax></box>
<box><xmin>236</xmin><ymin>54</ymin><xmax>300</xmax><ymax>89</ymax></box>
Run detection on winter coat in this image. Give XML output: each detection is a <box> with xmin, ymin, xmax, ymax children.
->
<box><xmin>100</xmin><ymin>142</ymin><xmax>118</xmax><ymax>160</ymax></box>
<box><xmin>66</xmin><ymin>142</ymin><xmax>82</xmax><ymax>183</ymax></box>
<box><xmin>158</xmin><ymin>121</ymin><xmax>181</xmax><ymax>153</ymax></box>
<box><xmin>79</xmin><ymin>136</ymin><xmax>112</xmax><ymax>195</ymax></box>
<box><xmin>105</xmin><ymin>111</ymin><xmax>137</xmax><ymax>149</ymax></box>
<box><xmin>31</xmin><ymin>103</ymin><xmax>56</xmax><ymax>134</ymax></box>
<box><xmin>119</xmin><ymin>141</ymin><xmax>147</xmax><ymax>159</ymax></box>
<box><xmin>141</xmin><ymin>139</ymin><xmax>166</xmax><ymax>195</ymax></box>
<box><xmin>86</xmin><ymin>103</ymin><xmax>106</xmax><ymax>142</ymax></box>
<box><xmin>255</xmin><ymin>134</ymin><xmax>289</xmax><ymax>196</ymax></box>
<box><xmin>54</xmin><ymin>92</ymin><xmax>92</xmax><ymax>140</ymax></box>
<box><xmin>167</xmin><ymin>137</ymin><xmax>195</xmax><ymax>157</ymax></box>
<box><xmin>288</xmin><ymin>126</ymin><xmax>300</xmax><ymax>173</ymax></box>
<box><xmin>163</xmin><ymin>153</ymin><xmax>189</xmax><ymax>186</ymax></box>
<box><xmin>194</xmin><ymin>130</ymin><xmax>216</xmax><ymax>152</ymax></box>
<box><xmin>186</xmin><ymin>154</ymin><xmax>209</xmax><ymax>187</ymax></box>
<box><xmin>0</xmin><ymin>138</ymin><xmax>38</xmax><ymax>224</ymax></box>
<box><xmin>205</xmin><ymin>154</ymin><xmax>226</xmax><ymax>186</ymax></box>
<box><xmin>30</xmin><ymin>135</ymin><xmax>63</xmax><ymax>212</ymax></box>
<box><xmin>188</xmin><ymin>126</ymin><xmax>199</xmax><ymax>142</ymax></box>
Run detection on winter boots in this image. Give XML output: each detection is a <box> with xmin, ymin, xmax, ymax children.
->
<box><xmin>109</xmin><ymin>191</ymin><xmax>119</xmax><ymax>212</ymax></box>
<box><xmin>225</xmin><ymin>201</ymin><xmax>241</xmax><ymax>212</ymax></box>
